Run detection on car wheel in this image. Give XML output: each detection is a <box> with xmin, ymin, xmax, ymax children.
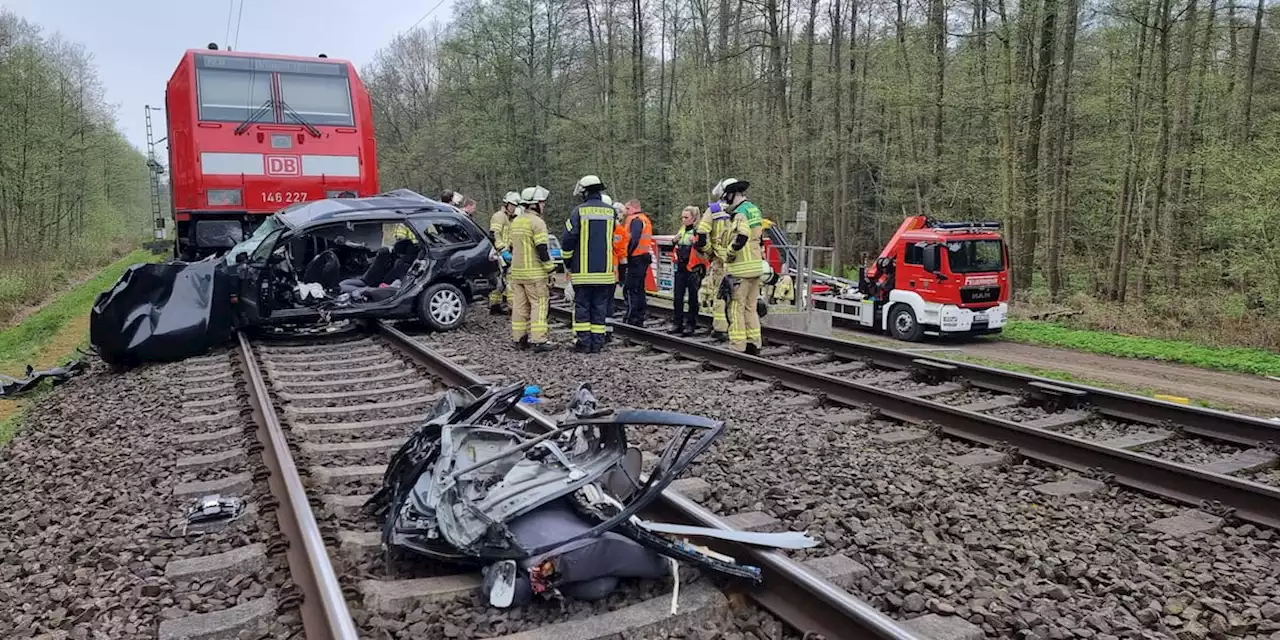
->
<box><xmin>418</xmin><ymin>283</ymin><xmax>467</xmax><ymax>331</ymax></box>
<box><xmin>889</xmin><ymin>304</ymin><xmax>924</xmax><ymax>342</ymax></box>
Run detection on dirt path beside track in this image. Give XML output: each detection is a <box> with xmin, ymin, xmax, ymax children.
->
<box><xmin>833</xmin><ymin>328</ymin><xmax>1280</xmax><ymax>417</ymax></box>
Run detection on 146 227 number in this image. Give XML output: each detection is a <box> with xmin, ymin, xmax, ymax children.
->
<box><xmin>262</xmin><ymin>191</ymin><xmax>308</xmax><ymax>204</ymax></box>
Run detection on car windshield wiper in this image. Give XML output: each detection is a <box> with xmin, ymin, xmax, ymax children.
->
<box><xmin>234</xmin><ymin>99</ymin><xmax>274</xmax><ymax>135</ymax></box>
<box><xmin>278</xmin><ymin>98</ymin><xmax>321</xmax><ymax>138</ymax></box>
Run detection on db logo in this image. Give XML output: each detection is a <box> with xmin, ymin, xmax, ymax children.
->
<box><xmin>265</xmin><ymin>155</ymin><xmax>301</xmax><ymax>176</ymax></box>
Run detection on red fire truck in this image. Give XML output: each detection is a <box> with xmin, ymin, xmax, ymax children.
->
<box><xmin>653</xmin><ymin>215</ymin><xmax>1008</xmax><ymax>341</ymax></box>
<box><xmin>165</xmin><ymin>45</ymin><xmax>379</xmax><ymax>260</ymax></box>
<box><xmin>809</xmin><ymin>216</ymin><xmax>1009</xmax><ymax>340</ymax></box>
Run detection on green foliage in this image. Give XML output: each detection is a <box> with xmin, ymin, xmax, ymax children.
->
<box><xmin>1002</xmin><ymin>320</ymin><xmax>1280</xmax><ymax>378</ymax></box>
<box><xmin>0</xmin><ymin>11</ymin><xmax>152</xmax><ymax>282</ymax></box>
<box><xmin>0</xmin><ymin>249</ymin><xmax>157</xmax><ymax>376</ymax></box>
<box><xmin>358</xmin><ymin>0</ymin><xmax>1280</xmax><ymax>349</ymax></box>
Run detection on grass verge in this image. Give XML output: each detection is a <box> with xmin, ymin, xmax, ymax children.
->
<box><xmin>0</xmin><ymin>248</ymin><xmax>163</xmax><ymax>446</ymax></box>
<box><xmin>1001</xmin><ymin>320</ymin><xmax>1280</xmax><ymax>378</ymax></box>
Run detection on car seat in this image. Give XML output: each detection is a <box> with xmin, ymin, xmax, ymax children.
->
<box><xmin>301</xmin><ymin>250</ymin><xmax>340</xmax><ymax>292</ymax></box>
<box><xmin>381</xmin><ymin>239</ymin><xmax>419</xmax><ymax>285</ymax></box>
<box><xmin>339</xmin><ymin>247</ymin><xmax>395</xmax><ymax>293</ymax></box>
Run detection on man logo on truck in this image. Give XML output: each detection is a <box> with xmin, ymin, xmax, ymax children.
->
<box><xmin>266</xmin><ymin>155</ymin><xmax>301</xmax><ymax>176</ymax></box>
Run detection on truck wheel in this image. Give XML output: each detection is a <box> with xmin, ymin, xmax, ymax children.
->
<box><xmin>889</xmin><ymin>304</ymin><xmax>924</xmax><ymax>342</ymax></box>
<box><xmin>418</xmin><ymin>283</ymin><xmax>467</xmax><ymax>331</ymax></box>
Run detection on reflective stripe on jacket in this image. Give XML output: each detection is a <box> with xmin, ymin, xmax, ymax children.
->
<box><xmin>489</xmin><ymin>208</ymin><xmax>514</xmax><ymax>252</ymax></box>
<box><xmin>561</xmin><ymin>199</ymin><xmax>616</xmax><ymax>285</ymax></box>
<box><xmin>726</xmin><ymin>200</ymin><xmax>764</xmax><ymax>278</ymax></box>
<box><xmin>509</xmin><ymin>212</ymin><xmax>553</xmax><ymax>281</ymax></box>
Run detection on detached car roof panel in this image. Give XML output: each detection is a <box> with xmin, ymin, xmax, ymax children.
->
<box><xmin>279</xmin><ymin>189</ymin><xmax>463</xmax><ymax>231</ymax></box>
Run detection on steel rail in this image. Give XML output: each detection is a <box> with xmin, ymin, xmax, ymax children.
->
<box><xmin>639</xmin><ymin>300</ymin><xmax>1280</xmax><ymax>447</ymax></box>
<box><xmin>376</xmin><ymin>321</ymin><xmax>923</xmax><ymax>640</ymax></box>
<box><xmin>548</xmin><ymin>306</ymin><xmax>1280</xmax><ymax>529</ymax></box>
<box><xmin>235</xmin><ymin>332</ymin><xmax>360</xmax><ymax>640</ymax></box>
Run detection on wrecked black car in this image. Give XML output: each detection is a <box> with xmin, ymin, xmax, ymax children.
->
<box><xmin>91</xmin><ymin>190</ymin><xmax>500</xmax><ymax>365</ymax></box>
<box><xmin>366</xmin><ymin>382</ymin><xmax>816</xmax><ymax>608</ymax></box>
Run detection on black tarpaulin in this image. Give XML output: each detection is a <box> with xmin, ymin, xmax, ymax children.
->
<box><xmin>89</xmin><ymin>260</ymin><xmax>232</xmax><ymax>366</ymax></box>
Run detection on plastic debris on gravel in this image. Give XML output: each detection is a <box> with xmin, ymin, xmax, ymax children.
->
<box><xmin>407</xmin><ymin>308</ymin><xmax>1280</xmax><ymax>639</ymax></box>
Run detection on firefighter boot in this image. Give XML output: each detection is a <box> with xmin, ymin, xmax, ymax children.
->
<box><xmin>490</xmin><ymin>303</ymin><xmax>508</xmax><ymax>315</ymax></box>
<box><xmin>531</xmin><ymin>341</ymin><xmax>555</xmax><ymax>353</ymax></box>
<box><xmin>515</xmin><ymin>336</ymin><xmax>530</xmax><ymax>350</ymax></box>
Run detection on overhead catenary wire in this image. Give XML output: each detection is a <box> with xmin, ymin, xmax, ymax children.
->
<box><xmin>405</xmin><ymin>0</ymin><xmax>450</xmax><ymax>35</ymax></box>
<box><xmin>232</xmin><ymin>0</ymin><xmax>245</xmax><ymax>50</ymax></box>
<box><xmin>223</xmin><ymin>0</ymin><xmax>234</xmax><ymax>48</ymax></box>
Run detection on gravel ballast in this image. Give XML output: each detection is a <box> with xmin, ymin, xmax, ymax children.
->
<box><xmin>0</xmin><ymin>355</ymin><xmax>298</xmax><ymax>639</ymax></box>
<box><xmin>412</xmin><ymin>308</ymin><xmax>1280</xmax><ymax>640</ymax></box>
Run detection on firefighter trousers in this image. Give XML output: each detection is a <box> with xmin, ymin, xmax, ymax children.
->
<box><xmin>489</xmin><ymin>266</ymin><xmax>511</xmax><ymax>306</ymax></box>
<box><xmin>510</xmin><ymin>279</ymin><xmax>549</xmax><ymax>344</ymax></box>
<box><xmin>700</xmin><ymin>262</ymin><xmax>728</xmax><ymax>333</ymax></box>
<box><xmin>573</xmin><ymin>284</ymin><xmax>611</xmax><ymax>349</ymax></box>
<box><xmin>729</xmin><ymin>276</ymin><xmax>762</xmax><ymax>352</ymax></box>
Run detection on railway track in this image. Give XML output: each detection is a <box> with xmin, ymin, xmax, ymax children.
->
<box><xmin>162</xmin><ymin>323</ymin><xmax>925</xmax><ymax>639</ymax></box>
<box><xmin>551</xmin><ymin>301</ymin><xmax>1280</xmax><ymax>531</ymax></box>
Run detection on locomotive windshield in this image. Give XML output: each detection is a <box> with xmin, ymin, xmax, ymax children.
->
<box><xmin>195</xmin><ymin>55</ymin><xmax>353</xmax><ymax>126</ymax></box>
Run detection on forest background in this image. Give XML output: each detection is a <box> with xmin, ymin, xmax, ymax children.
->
<box><xmin>363</xmin><ymin>0</ymin><xmax>1280</xmax><ymax>348</ymax></box>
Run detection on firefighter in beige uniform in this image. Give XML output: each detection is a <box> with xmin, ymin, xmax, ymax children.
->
<box><xmin>715</xmin><ymin>178</ymin><xmax>764</xmax><ymax>355</ymax></box>
<box><xmin>508</xmin><ymin>186</ymin><xmax>555</xmax><ymax>352</ymax></box>
<box><xmin>488</xmin><ymin>191</ymin><xmax>520</xmax><ymax>314</ymax></box>
<box><xmin>694</xmin><ymin>200</ymin><xmax>732</xmax><ymax>341</ymax></box>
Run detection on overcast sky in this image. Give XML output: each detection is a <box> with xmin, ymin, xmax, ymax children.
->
<box><xmin>6</xmin><ymin>0</ymin><xmax>453</xmax><ymax>154</ymax></box>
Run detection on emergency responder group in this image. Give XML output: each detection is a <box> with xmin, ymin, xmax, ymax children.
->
<box><xmin>484</xmin><ymin>176</ymin><xmax>776</xmax><ymax>356</ymax></box>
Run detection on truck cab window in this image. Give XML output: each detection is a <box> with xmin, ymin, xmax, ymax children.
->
<box><xmin>904</xmin><ymin>244</ymin><xmax>924</xmax><ymax>265</ymax></box>
<box><xmin>946</xmin><ymin>240</ymin><xmax>1004</xmax><ymax>273</ymax></box>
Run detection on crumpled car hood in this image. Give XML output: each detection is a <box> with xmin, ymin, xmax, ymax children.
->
<box><xmin>89</xmin><ymin>260</ymin><xmax>232</xmax><ymax>366</ymax></box>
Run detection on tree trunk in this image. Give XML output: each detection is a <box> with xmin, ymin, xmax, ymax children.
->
<box><xmin>1047</xmin><ymin>0</ymin><xmax>1079</xmax><ymax>300</ymax></box>
<box><xmin>930</xmin><ymin>0</ymin><xmax>946</xmax><ymax>164</ymax></box>
<box><xmin>1241</xmin><ymin>0</ymin><xmax>1263</xmax><ymax>139</ymax></box>
<box><xmin>1108</xmin><ymin>0</ymin><xmax>1153</xmax><ymax>302</ymax></box>
<box><xmin>1013</xmin><ymin>0</ymin><xmax>1057</xmax><ymax>293</ymax></box>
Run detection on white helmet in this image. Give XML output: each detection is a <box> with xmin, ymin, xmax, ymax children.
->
<box><xmin>520</xmin><ymin>185</ymin><xmax>550</xmax><ymax>205</ymax></box>
<box><xmin>573</xmin><ymin>174</ymin><xmax>606</xmax><ymax>197</ymax></box>
<box><xmin>451</xmin><ymin>192</ymin><xmax>466</xmax><ymax>206</ymax></box>
<box><xmin>502</xmin><ymin>191</ymin><xmax>521</xmax><ymax>206</ymax></box>
<box><xmin>601</xmin><ymin>194</ymin><xmax>614</xmax><ymax>206</ymax></box>
<box><xmin>712</xmin><ymin>177</ymin><xmax>749</xmax><ymax>201</ymax></box>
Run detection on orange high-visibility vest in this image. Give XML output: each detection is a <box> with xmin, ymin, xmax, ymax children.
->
<box><xmin>612</xmin><ymin>222</ymin><xmax>628</xmax><ymax>268</ymax></box>
<box><xmin>624</xmin><ymin>212</ymin><xmax>653</xmax><ymax>257</ymax></box>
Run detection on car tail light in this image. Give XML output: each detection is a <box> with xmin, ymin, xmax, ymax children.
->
<box><xmin>207</xmin><ymin>189</ymin><xmax>242</xmax><ymax>206</ymax></box>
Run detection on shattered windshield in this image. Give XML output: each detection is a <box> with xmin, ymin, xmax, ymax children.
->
<box><xmin>225</xmin><ymin>216</ymin><xmax>284</xmax><ymax>266</ymax></box>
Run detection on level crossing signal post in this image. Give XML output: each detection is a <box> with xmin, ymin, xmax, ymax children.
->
<box><xmin>782</xmin><ymin>200</ymin><xmax>834</xmax><ymax>312</ymax></box>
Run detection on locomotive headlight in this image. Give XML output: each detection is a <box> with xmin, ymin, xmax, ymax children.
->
<box><xmin>207</xmin><ymin>189</ymin><xmax>242</xmax><ymax>206</ymax></box>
